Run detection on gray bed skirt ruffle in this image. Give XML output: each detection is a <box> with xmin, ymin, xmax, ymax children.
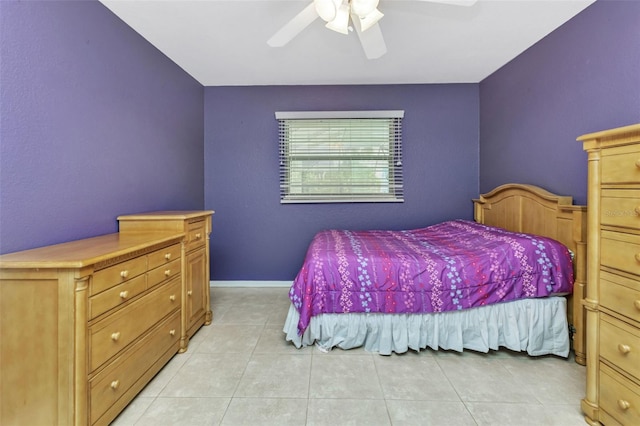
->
<box><xmin>283</xmin><ymin>296</ymin><xmax>570</xmax><ymax>357</ymax></box>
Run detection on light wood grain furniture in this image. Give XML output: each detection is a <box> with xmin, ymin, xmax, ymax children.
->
<box><xmin>117</xmin><ymin>211</ymin><xmax>214</xmax><ymax>350</ymax></box>
<box><xmin>474</xmin><ymin>183</ymin><xmax>587</xmax><ymax>364</ymax></box>
<box><xmin>579</xmin><ymin>123</ymin><xmax>640</xmax><ymax>425</ymax></box>
<box><xmin>0</xmin><ymin>232</ymin><xmax>184</xmax><ymax>426</ymax></box>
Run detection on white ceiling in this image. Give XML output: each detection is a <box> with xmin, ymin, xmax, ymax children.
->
<box><xmin>99</xmin><ymin>0</ymin><xmax>596</xmax><ymax>86</ymax></box>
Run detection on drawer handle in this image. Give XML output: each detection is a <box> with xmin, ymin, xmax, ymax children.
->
<box><xmin>617</xmin><ymin>399</ymin><xmax>630</xmax><ymax>410</ymax></box>
<box><xmin>195</xmin><ymin>233</ymin><xmax>202</xmax><ymax>240</ymax></box>
<box><xmin>120</xmin><ymin>270</ymin><xmax>129</xmax><ymax>279</ymax></box>
<box><xmin>187</xmin><ymin>290</ymin><xmax>193</xmax><ymax>297</ymax></box>
<box><xmin>635</xmin><ymin>205</ymin><xmax>640</xmax><ymax>215</ymax></box>
<box><xmin>111</xmin><ymin>332</ymin><xmax>121</xmax><ymax>342</ymax></box>
<box><xmin>634</xmin><ymin>300</ymin><xmax>640</xmax><ymax>311</ymax></box>
<box><xmin>119</xmin><ymin>290</ymin><xmax>129</xmax><ymax>299</ymax></box>
<box><xmin>636</xmin><ymin>159</ymin><xmax>640</xmax><ymax>169</ymax></box>
<box><xmin>636</xmin><ymin>253</ymin><xmax>640</xmax><ymax>263</ymax></box>
<box><xmin>110</xmin><ymin>380</ymin><xmax>120</xmax><ymax>390</ymax></box>
<box><xmin>164</xmin><ymin>253</ymin><xmax>172</xmax><ymax>260</ymax></box>
<box><xmin>164</xmin><ymin>269</ymin><xmax>171</xmax><ymax>277</ymax></box>
<box><xmin>169</xmin><ymin>294</ymin><xmax>176</xmax><ymax>302</ymax></box>
<box><xmin>618</xmin><ymin>343</ymin><xmax>631</xmax><ymax>354</ymax></box>
<box><xmin>169</xmin><ymin>329</ymin><xmax>176</xmax><ymax>336</ymax></box>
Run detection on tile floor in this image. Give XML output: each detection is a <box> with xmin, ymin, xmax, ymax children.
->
<box><xmin>112</xmin><ymin>287</ymin><xmax>587</xmax><ymax>426</ymax></box>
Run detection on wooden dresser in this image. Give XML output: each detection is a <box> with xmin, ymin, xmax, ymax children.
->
<box><xmin>579</xmin><ymin>123</ymin><xmax>640</xmax><ymax>425</ymax></box>
<box><xmin>0</xmin><ymin>232</ymin><xmax>184</xmax><ymax>425</ymax></box>
<box><xmin>117</xmin><ymin>210</ymin><xmax>214</xmax><ymax>350</ymax></box>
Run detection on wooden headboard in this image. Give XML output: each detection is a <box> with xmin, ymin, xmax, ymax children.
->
<box><xmin>473</xmin><ymin>183</ymin><xmax>587</xmax><ymax>365</ymax></box>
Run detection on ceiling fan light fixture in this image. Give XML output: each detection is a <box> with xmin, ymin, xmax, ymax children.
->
<box><xmin>325</xmin><ymin>2</ymin><xmax>350</xmax><ymax>35</ymax></box>
<box><xmin>314</xmin><ymin>0</ymin><xmax>337</xmax><ymax>22</ymax></box>
<box><xmin>351</xmin><ymin>0</ymin><xmax>379</xmax><ymax>18</ymax></box>
<box><xmin>358</xmin><ymin>8</ymin><xmax>384</xmax><ymax>32</ymax></box>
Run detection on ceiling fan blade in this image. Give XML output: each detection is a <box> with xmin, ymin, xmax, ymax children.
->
<box><xmin>416</xmin><ymin>0</ymin><xmax>478</xmax><ymax>6</ymax></box>
<box><xmin>352</xmin><ymin>18</ymin><xmax>387</xmax><ymax>60</ymax></box>
<box><xmin>267</xmin><ymin>3</ymin><xmax>319</xmax><ymax>47</ymax></box>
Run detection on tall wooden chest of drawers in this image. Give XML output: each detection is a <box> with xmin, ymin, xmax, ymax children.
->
<box><xmin>117</xmin><ymin>210</ymin><xmax>214</xmax><ymax>350</ymax></box>
<box><xmin>580</xmin><ymin>123</ymin><xmax>640</xmax><ymax>425</ymax></box>
<box><xmin>0</xmin><ymin>232</ymin><xmax>184</xmax><ymax>425</ymax></box>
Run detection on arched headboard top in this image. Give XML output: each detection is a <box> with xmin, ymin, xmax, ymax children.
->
<box><xmin>475</xmin><ymin>183</ymin><xmax>573</xmax><ymax>206</ymax></box>
<box><xmin>473</xmin><ymin>183</ymin><xmax>585</xmax><ymax>253</ymax></box>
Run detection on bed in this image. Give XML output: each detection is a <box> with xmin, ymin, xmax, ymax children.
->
<box><xmin>283</xmin><ymin>184</ymin><xmax>587</xmax><ymax>364</ymax></box>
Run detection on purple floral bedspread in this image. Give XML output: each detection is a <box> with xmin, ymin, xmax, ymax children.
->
<box><xmin>289</xmin><ymin>220</ymin><xmax>574</xmax><ymax>335</ymax></box>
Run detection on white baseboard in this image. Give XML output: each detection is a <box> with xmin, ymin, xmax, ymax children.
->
<box><xmin>210</xmin><ymin>280</ymin><xmax>292</xmax><ymax>288</ymax></box>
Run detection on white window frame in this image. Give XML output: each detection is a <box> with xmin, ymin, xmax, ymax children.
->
<box><xmin>276</xmin><ymin>110</ymin><xmax>404</xmax><ymax>204</ymax></box>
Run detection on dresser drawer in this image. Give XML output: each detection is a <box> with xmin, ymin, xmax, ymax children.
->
<box><xmin>89</xmin><ymin>310</ymin><xmax>181</xmax><ymax>425</ymax></box>
<box><xmin>599</xmin><ymin>363</ymin><xmax>640</xmax><ymax>426</ymax></box>
<box><xmin>148</xmin><ymin>258</ymin><xmax>181</xmax><ymax>289</ymax></box>
<box><xmin>602</xmin><ymin>189</ymin><xmax>640</xmax><ymax>230</ymax></box>
<box><xmin>600</xmin><ymin>314</ymin><xmax>640</xmax><ymax>381</ymax></box>
<box><xmin>601</xmin><ymin>270</ymin><xmax>640</xmax><ymax>323</ymax></box>
<box><xmin>601</xmin><ymin>230</ymin><xmax>640</xmax><ymax>277</ymax></box>
<box><xmin>602</xmin><ymin>145</ymin><xmax>640</xmax><ymax>184</ymax></box>
<box><xmin>92</xmin><ymin>257</ymin><xmax>147</xmax><ymax>296</ymax></box>
<box><xmin>89</xmin><ymin>274</ymin><xmax>146</xmax><ymax>320</ymax></box>
<box><xmin>148</xmin><ymin>243</ymin><xmax>181</xmax><ymax>270</ymax></box>
<box><xmin>185</xmin><ymin>220</ymin><xmax>206</xmax><ymax>252</ymax></box>
<box><xmin>89</xmin><ymin>277</ymin><xmax>181</xmax><ymax>371</ymax></box>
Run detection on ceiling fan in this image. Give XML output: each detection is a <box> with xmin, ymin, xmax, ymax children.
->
<box><xmin>267</xmin><ymin>0</ymin><xmax>478</xmax><ymax>60</ymax></box>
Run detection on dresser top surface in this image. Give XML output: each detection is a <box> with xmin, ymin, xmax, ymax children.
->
<box><xmin>577</xmin><ymin>123</ymin><xmax>640</xmax><ymax>142</ymax></box>
<box><xmin>117</xmin><ymin>210</ymin><xmax>214</xmax><ymax>221</ymax></box>
<box><xmin>0</xmin><ymin>232</ymin><xmax>184</xmax><ymax>269</ymax></box>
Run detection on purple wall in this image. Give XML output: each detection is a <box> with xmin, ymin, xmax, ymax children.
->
<box><xmin>479</xmin><ymin>0</ymin><xmax>640</xmax><ymax>205</ymax></box>
<box><xmin>6</xmin><ymin>0</ymin><xmax>629</xmax><ymax>282</ymax></box>
<box><xmin>0</xmin><ymin>1</ymin><xmax>205</xmax><ymax>254</ymax></box>
<box><xmin>205</xmin><ymin>85</ymin><xmax>479</xmax><ymax>280</ymax></box>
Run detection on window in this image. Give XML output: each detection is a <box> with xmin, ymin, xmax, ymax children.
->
<box><xmin>277</xmin><ymin>110</ymin><xmax>404</xmax><ymax>203</ymax></box>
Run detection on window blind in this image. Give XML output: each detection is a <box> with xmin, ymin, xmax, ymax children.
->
<box><xmin>277</xmin><ymin>110</ymin><xmax>404</xmax><ymax>203</ymax></box>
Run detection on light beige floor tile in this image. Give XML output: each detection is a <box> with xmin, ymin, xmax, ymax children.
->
<box><xmin>306</xmin><ymin>398</ymin><xmax>391</xmax><ymax>426</ymax></box>
<box><xmin>374</xmin><ymin>352</ymin><xmax>459</xmax><ymax>401</ymax></box>
<box><xmin>210</xmin><ymin>288</ymin><xmax>254</xmax><ymax>312</ymax></box>
<box><xmin>211</xmin><ymin>287</ymin><xmax>288</xmax><ymax>307</ymax></box>
<box><xmin>434</xmin><ymin>351</ymin><xmax>537</xmax><ymax>403</ymax></box>
<box><xmin>499</xmin><ymin>355</ymin><xmax>586</xmax><ymax>405</ymax></box>
<box><xmin>231</xmin><ymin>288</ymin><xmax>290</xmax><ymax>306</ymax></box>
<box><xmin>118</xmin><ymin>288</ymin><xmax>587</xmax><ymax>425</ymax></box>
<box><xmin>186</xmin><ymin>323</ymin><xmax>215</xmax><ymax>351</ymax></box>
<box><xmin>212</xmin><ymin>287</ymin><xmax>257</xmax><ymax>300</ymax></box>
<box><xmin>110</xmin><ymin>396</ymin><xmax>155</xmax><ymax>425</ymax></box>
<box><xmin>213</xmin><ymin>303</ymin><xmax>272</xmax><ymax>325</ymax></box>
<box><xmin>210</xmin><ymin>304</ymin><xmax>232</xmax><ymax>324</ymax></box>
<box><xmin>266</xmin><ymin>302</ymin><xmax>292</xmax><ymax>326</ymax></box>
<box><xmin>386</xmin><ymin>400</ymin><xmax>476</xmax><ymax>425</ymax></box>
<box><xmin>310</xmin><ymin>355</ymin><xmax>383</xmax><ymax>399</ymax></box>
<box><xmin>254</xmin><ymin>324</ymin><xmax>312</xmax><ymax>354</ymax></box>
<box><xmin>195</xmin><ymin>324</ymin><xmax>263</xmax><ymax>354</ymax></box>
<box><xmin>541</xmin><ymin>404</ymin><xmax>588</xmax><ymax>426</ymax></box>
<box><xmin>465</xmin><ymin>402</ymin><xmax>586</xmax><ymax>426</ymax></box>
<box><xmin>134</xmin><ymin>397</ymin><xmax>230</xmax><ymax>426</ymax></box>
<box><xmin>160</xmin><ymin>353</ymin><xmax>251</xmax><ymax>397</ymax></box>
<box><xmin>221</xmin><ymin>398</ymin><xmax>307</xmax><ymax>426</ymax></box>
<box><xmin>234</xmin><ymin>353</ymin><xmax>311</xmax><ymax>398</ymax></box>
<box><xmin>139</xmin><ymin>351</ymin><xmax>192</xmax><ymax>397</ymax></box>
